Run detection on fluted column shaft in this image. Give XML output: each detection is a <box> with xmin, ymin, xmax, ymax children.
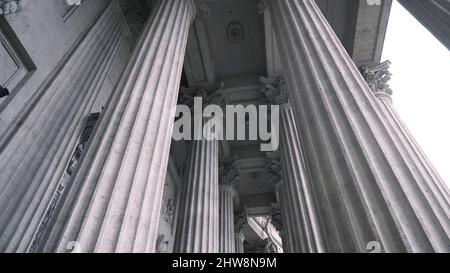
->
<box><xmin>275</xmin><ymin>183</ymin><xmax>292</xmax><ymax>251</ymax></box>
<box><xmin>260</xmin><ymin>77</ymin><xmax>324</xmax><ymax>253</ymax></box>
<box><xmin>267</xmin><ymin>0</ymin><xmax>450</xmax><ymax>252</ymax></box>
<box><xmin>219</xmin><ymin>185</ymin><xmax>236</xmax><ymax>253</ymax></box>
<box><xmin>362</xmin><ymin>61</ymin><xmax>450</xmax><ymax>215</ymax></box>
<box><xmin>269</xmin><ymin>180</ymin><xmax>290</xmax><ymax>251</ymax></box>
<box><xmin>174</xmin><ymin>139</ymin><xmax>220</xmax><ymax>253</ymax></box>
<box><xmin>376</xmin><ymin>97</ymin><xmax>450</xmax><ymax>204</ymax></box>
<box><xmin>234</xmin><ymin>232</ymin><xmax>245</xmax><ymax>253</ymax></box>
<box><xmin>218</xmin><ymin>158</ymin><xmax>239</xmax><ymax>253</ymax></box>
<box><xmin>398</xmin><ymin>0</ymin><xmax>450</xmax><ymax>51</ymax></box>
<box><xmin>39</xmin><ymin>0</ymin><xmax>196</xmax><ymax>253</ymax></box>
<box><xmin>278</xmin><ymin>103</ymin><xmax>325</xmax><ymax>253</ymax></box>
<box><xmin>0</xmin><ymin>1</ymin><xmax>128</xmax><ymax>253</ymax></box>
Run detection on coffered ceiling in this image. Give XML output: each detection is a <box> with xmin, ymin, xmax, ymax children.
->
<box><xmin>178</xmin><ymin>0</ymin><xmax>393</xmax><ymax>214</ymax></box>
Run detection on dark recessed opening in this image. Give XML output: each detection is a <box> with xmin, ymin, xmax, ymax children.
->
<box><xmin>0</xmin><ymin>86</ymin><xmax>10</xmax><ymax>98</ymax></box>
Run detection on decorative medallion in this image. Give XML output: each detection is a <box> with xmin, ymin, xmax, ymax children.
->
<box><xmin>227</xmin><ymin>20</ymin><xmax>245</xmax><ymax>43</ymax></box>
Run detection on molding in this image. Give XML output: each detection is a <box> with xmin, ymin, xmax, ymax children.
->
<box><xmin>178</xmin><ymin>81</ymin><xmax>225</xmax><ymax>108</ymax></box>
<box><xmin>263</xmin><ymin>8</ymin><xmax>283</xmax><ymax>78</ymax></box>
<box><xmin>399</xmin><ymin>0</ymin><xmax>450</xmax><ymax>51</ymax></box>
<box><xmin>63</xmin><ymin>0</ymin><xmax>83</xmax><ymax>22</ymax></box>
<box><xmin>183</xmin><ymin>19</ymin><xmax>216</xmax><ymax>87</ymax></box>
<box><xmin>0</xmin><ymin>16</ymin><xmax>36</xmax><ymax>109</ymax></box>
<box><xmin>28</xmin><ymin>113</ymin><xmax>101</xmax><ymax>252</ymax></box>
<box><xmin>351</xmin><ymin>0</ymin><xmax>393</xmax><ymax>66</ymax></box>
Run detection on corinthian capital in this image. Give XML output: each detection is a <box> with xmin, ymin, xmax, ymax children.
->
<box><xmin>265</xmin><ymin>152</ymin><xmax>283</xmax><ymax>186</ymax></box>
<box><xmin>361</xmin><ymin>61</ymin><xmax>393</xmax><ymax>98</ymax></box>
<box><xmin>193</xmin><ymin>0</ymin><xmax>211</xmax><ymax>19</ymax></box>
<box><xmin>178</xmin><ymin>81</ymin><xmax>225</xmax><ymax>108</ymax></box>
<box><xmin>259</xmin><ymin>76</ymin><xmax>289</xmax><ymax>105</ymax></box>
<box><xmin>0</xmin><ymin>0</ymin><xmax>19</xmax><ymax>15</ymax></box>
<box><xmin>199</xmin><ymin>81</ymin><xmax>225</xmax><ymax>107</ymax></box>
<box><xmin>220</xmin><ymin>157</ymin><xmax>240</xmax><ymax>189</ymax></box>
<box><xmin>235</xmin><ymin>209</ymin><xmax>249</xmax><ymax>233</ymax></box>
<box><xmin>270</xmin><ymin>203</ymin><xmax>283</xmax><ymax>233</ymax></box>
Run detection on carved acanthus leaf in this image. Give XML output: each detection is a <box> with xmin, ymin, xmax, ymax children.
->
<box><xmin>265</xmin><ymin>152</ymin><xmax>282</xmax><ymax>186</ymax></box>
<box><xmin>270</xmin><ymin>202</ymin><xmax>283</xmax><ymax>232</ymax></box>
<box><xmin>235</xmin><ymin>209</ymin><xmax>249</xmax><ymax>233</ymax></box>
<box><xmin>220</xmin><ymin>156</ymin><xmax>240</xmax><ymax>189</ymax></box>
<box><xmin>179</xmin><ymin>82</ymin><xmax>226</xmax><ymax>108</ymax></box>
<box><xmin>361</xmin><ymin>60</ymin><xmax>393</xmax><ymax>97</ymax></box>
<box><xmin>0</xmin><ymin>0</ymin><xmax>19</xmax><ymax>15</ymax></box>
<box><xmin>259</xmin><ymin>76</ymin><xmax>289</xmax><ymax>105</ymax></box>
<box><xmin>262</xmin><ymin>238</ymin><xmax>278</xmax><ymax>253</ymax></box>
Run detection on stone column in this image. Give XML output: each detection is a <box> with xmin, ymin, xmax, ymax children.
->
<box><xmin>38</xmin><ymin>0</ymin><xmax>197</xmax><ymax>253</ymax></box>
<box><xmin>264</xmin><ymin>152</ymin><xmax>290</xmax><ymax>251</ymax></box>
<box><xmin>173</xmin><ymin>140</ymin><xmax>219</xmax><ymax>253</ymax></box>
<box><xmin>261</xmin><ymin>77</ymin><xmax>325</xmax><ymax>253</ymax></box>
<box><xmin>0</xmin><ymin>1</ymin><xmax>128</xmax><ymax>253</ymax></box>
<box><xmin>266</xmin><ymin>0</ymin><xmax>450</xmax><ymax>252</ymax></box>
<box><xmin>398</xmin><ymin>0</ymin><xmax>450</xmax><ymax>51</ymax></box>
<box><xmin>234</xmin><ymin>233</ymin><xmax>245</xmax><ymax>253</ymax></box>
<box><xmin>361</xmin><ymin>61</ymin><xmax>450</xmax><ymax>204</ymax></box>
<box><xmin>278</xmin><ymin>102</ymin><xmax>326</xmax><ymax>253</ymax></box>
<box><xmin>173</xmin><ymin>87</ymin><xmax>223</xmax><ymax>253</ymax></box>
<box><xmin>218</xmin><ymin>158</ymin><xmax>240</xmax><ymax>253</ymax></box>
<box><xmin>234</xmin><ymin>210</ymin><xmax>248</xmax><ymax>253</ymax></box>
<box><xmin>274</xmin><ymin>185</ymin><xmax>293</xmax><ymax>252</ymax></box>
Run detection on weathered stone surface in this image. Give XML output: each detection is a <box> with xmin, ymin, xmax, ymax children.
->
<box><xmin>1</xmin><ymin>0</ymin><xmax>449</xmax><ymax>254</ymax></box>
<box><xmin>39</xmin><ymin>0</ymin><xmax>196</xmax><ymax>253</ymax></box>
<box><xmin>267</xmin><ymin>0</ymin><xmax>450</xmax><ymax>252</ymax></box>
<box><xmin>277</xmin><ymin>103</ymin><xmax>325</xmax><ymax>253</ymax></box>
<box><xmin>218</xmin><ymin>157</ymin><xmax>240</xmax><ymax>253</ymax></box>
<box><xmin>363</xmin><ymin>61</ymin><xmax>450</xmax><ymax>233</ymax></box>
<box><xmin>173</xmin><ymin>86</ymin><xmax>223</xmax><ymax>253</ymax></box>
<box><xmin>0</xmin><ymin>1</ymin><xmax>129</xmax><ymax>253</ymax></box>
<box><xmin>173</xmin><ymin>139</ymin><xmax>220</xmax><ymax>253</ymax></box>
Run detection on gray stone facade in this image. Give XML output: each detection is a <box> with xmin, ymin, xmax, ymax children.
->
<box><xmin>0</xmin><ymin>0</ymin><xmax>449</xmax><ymax>253</ymax></box>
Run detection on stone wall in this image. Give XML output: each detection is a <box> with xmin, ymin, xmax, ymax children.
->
<box><xmin>0</xmin><ymin>0</ymin><xmax>133</xmax><ymax>252</ymax></box>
